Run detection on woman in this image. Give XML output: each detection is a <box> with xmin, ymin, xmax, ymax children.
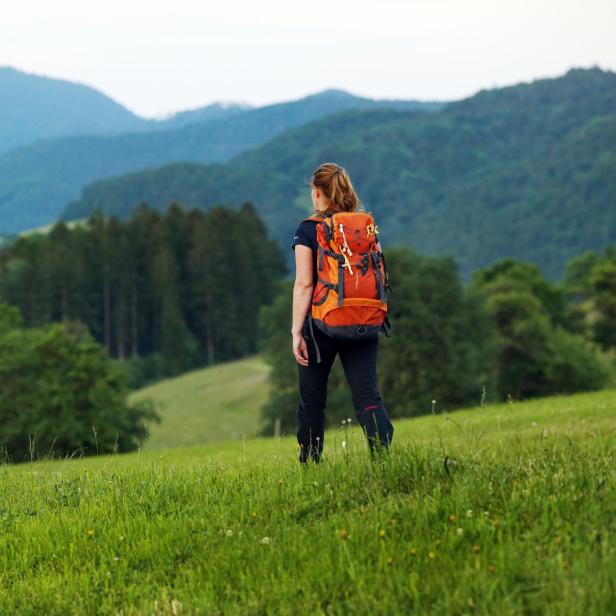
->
<box><xmin>291</xmin><ymin>162</ymin><xmax>395</xmax><ymax>464</ymax></box>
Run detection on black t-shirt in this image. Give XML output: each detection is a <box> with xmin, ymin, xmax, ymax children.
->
<box><xmin>291</xmin><ymin>219</ymin><xmax>319</xmax><ymax>287</ymax></box>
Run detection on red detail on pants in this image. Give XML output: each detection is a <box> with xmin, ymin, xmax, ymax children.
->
<box><xmin>363</xmin><ymin>404</ymin><xmax>380</xmax><ymax>411</ymax></box>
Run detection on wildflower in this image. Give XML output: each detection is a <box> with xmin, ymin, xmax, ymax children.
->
<box><xmin>457</xmin><ymin>528</ymin><xmax>464</xmax><ymax>536</ymax></box>
<box><xmin>341</xmin><ymin>419</ymin><xmax>347</xmax><ymax>425</ymax></box>
<box><xmin>342</xmin><ymin>441</ymin><xmax>347</xmax><ymax>449</ymax></box>
<box><xmin>531</xmin><ymin>421</ymin><xmax>537</xmax><ymax>427</ymax></box>
<box><xmin>347</xmin><ymin>417</ymin><xmax>352</xmax><ymax>423</ymax></box>
<box><xmin>409</xmin><ymin>547</ymin><xmax>417</xmax><ymax>556</ymax></box>
<box><xmin>428</xmin><ymin>551</ymin><xmax>435</xmax><ymax>560</ymax></box>
<box><xmin>387</xmin><ymin>557</ymin><xmax>394</xmax><ymax>565</ymax></box>
<box><xmin>338</xmin><ymin>529</ymin><xmax>349</xmax><ymax>540</ymax></box>
<box><xmin>448</xmin><ymin>514</ymin><xmax>457</xmax><ymax>524</ymax></box>
<box><xmin>260</xmin><ymin>536</ymin><xmax>271</xmax><ymax>544</ymax></box>
<box><xmin>432</xmin><ymin>399</ymin><xmax>436</xmax><ymax>404</ymax></box>
<box><xmin>466</xmin><ymin>509</ymin><xmax>473</xmax><ymax>517</ymax></box>
<box><xmin>251</xmin><ymin>511</ymin><xmax>257</xmax><ymax>517</ymax></box>
<box><xmin>226</xmin><ymin>529</ymin><xmax>233</xmax><ymax>537</ymax></box>
<box><xmin>378</xmin><ymin>529</ymin><xmax>386</xmax><ymax>539</ymax></box>
<box><xmin>86</xmin><ymin>529</ymin><xmax>94</xmax><ymax>538</ymax></box>
<box><xmin>113</xmin><ymin>556</ymin><xmax>120</xmax><ymax>561</ymax></box>
<box><xmin>278</xmin><ymin>479</ymin><xmax>284</xmax><ymax>485</ymax></box>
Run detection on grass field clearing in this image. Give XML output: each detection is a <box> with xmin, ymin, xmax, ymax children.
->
<box><xmin>0</xmin><ymin>388</ymin><xmax>614</xmax><ymax>614</ymax></box>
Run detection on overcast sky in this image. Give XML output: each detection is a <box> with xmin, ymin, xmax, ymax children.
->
<box><xmin>2</xmin><ymin>0</ymin><xmax>615</xmax><ymax>118</ymax></box>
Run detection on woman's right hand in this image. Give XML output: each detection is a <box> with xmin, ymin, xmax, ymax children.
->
<box><xmin>292</xmin><ymin>333</ymin><xmax>309</xmax><ymax>366</ymax></box>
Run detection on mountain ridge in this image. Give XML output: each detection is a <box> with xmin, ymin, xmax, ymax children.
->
<box><xmin>59</xmin><ymin>67</ymin><xmax>616</xmax><ymax>282</ymax></box>
<box><xmin>0</xmin><ymin>77</ymin><xmax>443</xmax><ymax>233</ymax></box>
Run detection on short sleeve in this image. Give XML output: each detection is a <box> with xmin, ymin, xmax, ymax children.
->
<box><xmin>291</xmin><ymin>222</ymin><xmax>312</xmax><ymax>251</ymax></box>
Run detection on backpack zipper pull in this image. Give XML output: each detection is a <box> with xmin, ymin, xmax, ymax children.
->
<box><xmin>338</xmin><ymin>223</ymin><xmax>354</xmax><ymax>275</ymax></box>
<box><xmin>339</xmin><ymin>223</ymin><xmax>354</xmax><ymax>257</ymax></box>
<box><xmin>341</xmin><ymin>251</ymin><xmax>353</xmax><ymax>275</ymax></box>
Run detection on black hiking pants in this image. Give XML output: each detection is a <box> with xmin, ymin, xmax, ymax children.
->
<box><xmin>296</xmin><ymin>316</ymin><xmax>394</xmax><ymax>463</ymax></box>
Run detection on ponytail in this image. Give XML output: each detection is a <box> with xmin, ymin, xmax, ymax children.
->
<box><xmin>311</xmin><ymin>163</ymin><xmax>363</xmax><ymax>215</ymax></box>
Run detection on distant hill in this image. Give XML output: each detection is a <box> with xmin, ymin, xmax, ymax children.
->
<box><xmin>0</xmin><ymin>66</ymin><xmax>257</xmax><ymax>154</ymax></box>
<box><xmin>155</xmin><ymin>101</ymin><xmax>255</xmax><ymax>129</ymax></box>
<box><xmin>0</xmin><ymin>66</ymin><xmax>148</xmax><ymax>153</ymax></box>
<box><xmin>61</xmin><ymin>67</ymin><xmax>616</xmax><ymax>281</ymax></box>
<box><xmin>0</xmin><ymin>83</ymin><xmax>443</xmax><ymax>233</ymax></box>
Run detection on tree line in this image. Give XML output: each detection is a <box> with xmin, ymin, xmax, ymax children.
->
<box><xmin>258</xmin><ymin>245</ymin><xmax>616</xmax><ymax>435</ymax></box>
<box><xmin>1</xmin><ymin>201</ymin><xmax>614</xmax><ymax>460</ymax></box>
<box><xmin>0</xmin><ymin>202</ymin><xmax>286</xmax><ymax>386</ymax></box>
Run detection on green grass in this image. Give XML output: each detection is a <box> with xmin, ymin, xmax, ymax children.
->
<box><xmin>129</xmin><ymin>355</ymin><xmax>271</xmax><ymax>450</ymax></box>
<box><xmin>18</xmin><ymin>217</ymin><xmax>88</xmax><ymax>237</ymax></box>
<box><xmin>1</xmin><ymin>388</ymin><xmax>614</xmax><ymax>614</ymax></box>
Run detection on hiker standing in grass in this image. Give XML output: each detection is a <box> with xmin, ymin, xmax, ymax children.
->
<box><xmin>291</xmin><ymin>162</ymin><xmax>395</xmax><ymax>464</ymax></box>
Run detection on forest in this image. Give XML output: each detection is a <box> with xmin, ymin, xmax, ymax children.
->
<box><xmin>0</xmin><ymin>202</ymin><xmax>614</xmax><ymax>458</ymax></box>
<box><xmin>57</xmin><ymin>67</ymin><xmax>616</xmax><ymax>281</ymax></box>
<box><xmin>0</xmin><ymin>202</ymin><xmax>286</xmax><ymax>386</ymax></box>
<box><xmin>259</xmin><ymin>244</ymin><xmax>616</xmax><ymax>434</ymax></box>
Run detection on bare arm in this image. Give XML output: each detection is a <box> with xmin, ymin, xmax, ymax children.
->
<box><xmin>291</xmin><ymin>245</ymin><xmax>314</xmax><ymax>365</ymax></box>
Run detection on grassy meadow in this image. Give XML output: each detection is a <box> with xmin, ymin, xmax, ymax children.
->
<box><xmin>0</xmin><ymin>367</ymin><xmax>614</xmax><ymax>614</ymax></box>
<box><xmin>129</xmin><ymin>356</ymin><xmax>271</xmax><ymax>450</ymax></box>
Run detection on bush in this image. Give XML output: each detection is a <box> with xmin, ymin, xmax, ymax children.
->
<box><xmin>544</xmin><ymin>327</ymin><xmax>616</xmax><ymax>394</ymax></box>
<box><xmin>0</xmin><ymin>302</ymin><xmax>161</xmax><ymax>463</ymax></box>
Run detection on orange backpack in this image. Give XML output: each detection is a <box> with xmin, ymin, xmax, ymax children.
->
<box><xmin>302</xmin><ymin>210</ymin><xmax>393</xmax><ymax>363</ymax></box>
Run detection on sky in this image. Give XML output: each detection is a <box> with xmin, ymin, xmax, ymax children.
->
<box><xmin>2</xmin><ymin>0</ymin><xmax>615</xmax><ymax>118</ymax></box>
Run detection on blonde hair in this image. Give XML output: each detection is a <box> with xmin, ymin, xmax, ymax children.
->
<box><xmin>310</xmin><ymin>162</ymin><xmax>363</xmax><ymax>217</ymax></box>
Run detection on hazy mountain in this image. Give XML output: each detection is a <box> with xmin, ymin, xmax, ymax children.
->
<box><xmin>156</xmin><ymin>101</ymin><xmax>255</xmax><ymax>129</ymax></box>
<box><xmin>0</xmin><ymin>66</ymin><xmax>260</xmax><ymax>154</ymax></box>
<box><xmin>0</xmin><ymin>86</ymin><xmax>443</xmax><ymax>232</ymax></box>
<box><xmin>60</xmin><ymin>67</ymin><xmax>616</xmax><ymax>281</ymax></box>
<box><xmin>0</xmin><ymin>66</ymin><xmax>148</xmax><ymax>153</ymax></box>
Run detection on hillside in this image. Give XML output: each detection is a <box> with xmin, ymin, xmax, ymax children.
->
<box><xmin>128</xmin><ymin>350</ymin><xmax>615</xmax><ymax>451</ymax></box>
<box><xmin>155</xmin><ymin>101</ymin><xmax>254</xmax><ymax>129</ymax></box>
<box><xmin>0</xmin><ymin>87</ymin><xmax>441</xmax><ymax>234</ymax></box>
<box><xmin>0</xmin><ymin>66</ymin><xmax>256</xmax><ymax>155</ymax></box>
<box><xmin>129</xmin><ymin>355</ymin><xmax>271</xmax><ymax>450</ymax></box>
<box><xmin>0</xmin><ymin>387</ymin><xmax>614</xmax><ymax>613</ymax></box>
<box><xmin>0</xmin><ymin>66</ymin><xmax>148</xmax><ymax>154</ymax></box>
<box><xmin>62</xmin><ymin>67</ymin><xmax>616</xmax><ymax>281</ymax></box>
